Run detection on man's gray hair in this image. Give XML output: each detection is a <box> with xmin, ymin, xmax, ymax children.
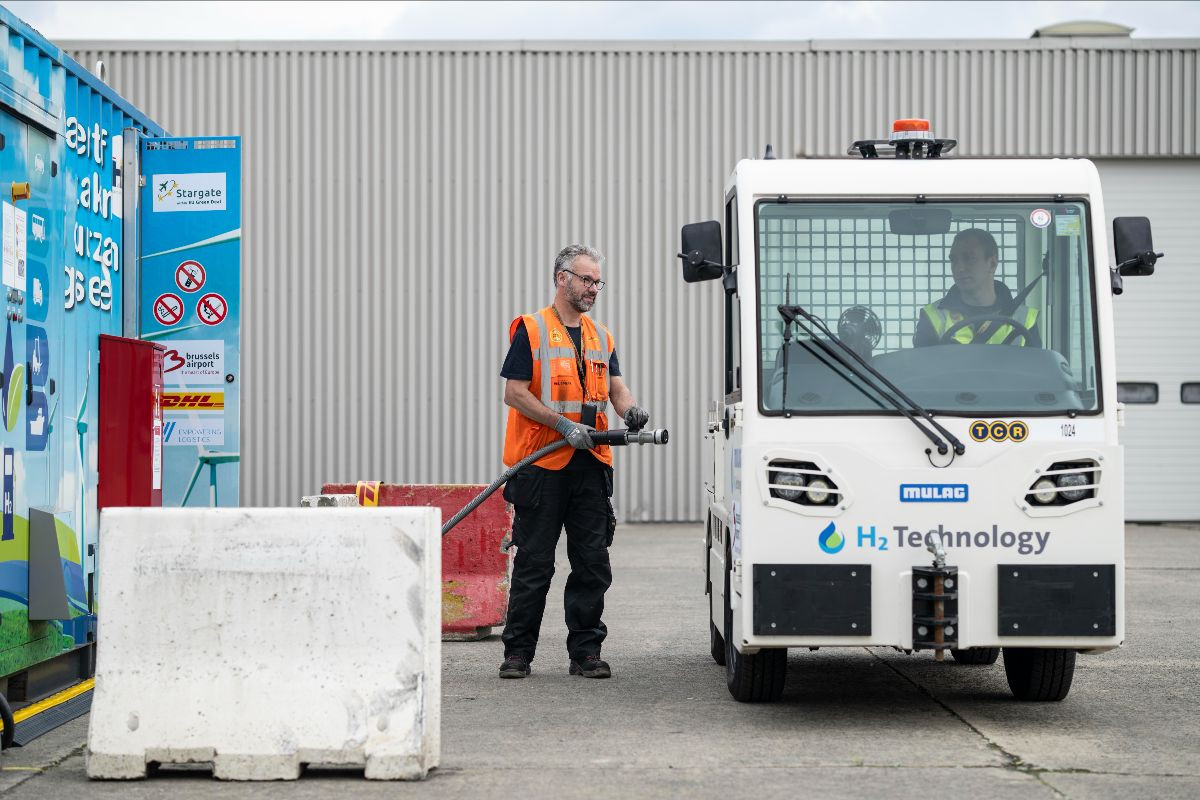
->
<box><xmin>553</xmin><ymin>244</ymin><xmax>604</xmax><ymax>284</ymax></box>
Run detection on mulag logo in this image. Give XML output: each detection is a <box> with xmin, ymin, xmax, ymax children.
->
<box><xmin>900</xmin><ymin>483</ymin><xmax>968</xmax><ymax>503</ymax></box>
<box><xmin>152</xmin><ymin>172</ymin><xmax>227</xmax><ymax>212</ymax></box>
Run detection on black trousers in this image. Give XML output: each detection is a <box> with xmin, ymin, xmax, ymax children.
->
<box><xmin>500</xmin><ymin>464</ymin><xmax>615</xmax><ymax>662</ymax></box>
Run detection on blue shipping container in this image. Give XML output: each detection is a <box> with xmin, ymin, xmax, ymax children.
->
<box><xmin>0</xmin><ymin>7</ymin><xmax>164</xmax><ymax>685</ymax></box>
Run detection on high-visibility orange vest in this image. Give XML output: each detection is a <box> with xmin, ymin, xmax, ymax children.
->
<box><xmin>503</xmin><ymin>306</ymin><xmax>615</xmax><ymax>470</ymax></box>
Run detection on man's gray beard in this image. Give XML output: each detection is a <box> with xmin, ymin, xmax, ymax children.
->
<box><xmin>569</xmin><ymin>290</ymin><xmax>594</xmax><ymax>312</ymax></box>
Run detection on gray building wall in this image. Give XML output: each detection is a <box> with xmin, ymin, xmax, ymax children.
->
<box><xmin>63</xmin><ymin>38</ymin><xmax>1200</xmax><ymax>520</ymax></box>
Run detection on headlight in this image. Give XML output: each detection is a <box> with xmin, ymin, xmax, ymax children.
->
<box><xmin>1030</xmin><ymin>478</ymin><xmax>1057</xmax><ymax>504</ymax></box>
<box><xmin>770</xmin><ymin>471</ymin><xmax>806</xmax><ymax>502</ymax></box>
<box><xmin>1056</xmin><ymin>472</ymin><xmax>1091</xmax><ymax>501</ymax></box>
<box><xmin>805</xmin><ymin>477</ymin><xmax>833</xmax><ymax>505</ymax></box>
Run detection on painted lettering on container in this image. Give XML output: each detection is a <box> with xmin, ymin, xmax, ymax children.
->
<box><xmin>63</xmin><ymin>117</ymin><xmax>120</xmax><ymax>313</ymax></box>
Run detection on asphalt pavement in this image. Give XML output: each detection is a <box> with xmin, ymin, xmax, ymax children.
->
<box><xmin>1</xmin><ymin>522</ymin><xmax>1197</xmax><ymax>799</ymax></box>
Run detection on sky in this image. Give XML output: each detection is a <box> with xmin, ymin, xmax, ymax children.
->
<box><xmin>9</xmin><ymin>0</ymin><xmax>1200</xmax><ymax>41</ymax></box>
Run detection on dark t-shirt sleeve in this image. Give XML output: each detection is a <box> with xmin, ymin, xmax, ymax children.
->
<box><xmin>501</xmin><ymin>321</ymin><xmax>534</xmax><ymax>380</ymax></box>
<box><xmin>609</xmin><ymin>349</ymin><xmax>621</xmax><ymax>377</ymax></box>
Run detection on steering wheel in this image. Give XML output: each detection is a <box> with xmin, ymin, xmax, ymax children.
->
<box><xmin>938</xmin><ymin>314</ymin><xmax>1032</xmax><ymax>346</ymax></box>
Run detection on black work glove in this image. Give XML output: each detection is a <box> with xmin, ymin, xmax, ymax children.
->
<box><xmin>623</xmin><ymin>406</ymin><xmax>650</xmax><ymax>432</ymax></box>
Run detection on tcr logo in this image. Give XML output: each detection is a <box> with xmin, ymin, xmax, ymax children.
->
<box><xmin>969</xmin><ymin>420</ymin><xmax>1028</xmax><ymax>442</ymax></box>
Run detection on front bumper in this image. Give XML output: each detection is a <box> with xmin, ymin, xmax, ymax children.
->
<box><xmin>750</xmin><ymin>562</ymin><xmax>1118</xmax><ymax>649</ymax></box>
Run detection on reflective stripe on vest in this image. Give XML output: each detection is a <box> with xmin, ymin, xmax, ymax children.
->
<box><xmin>502</xmin><ymin>306</ymin><xmax>616</xmax><ymax>469</ymax></box>
<box><xmin>923</xmin><ymin>304</ymin><xmax>1038</xmax><ymax>345</ymax></box>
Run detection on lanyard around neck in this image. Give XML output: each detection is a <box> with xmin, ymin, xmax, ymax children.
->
<box><xmin>550</xmin><ymin>306</ymin><xmax>590</xmax><ymax>400</ymax></box>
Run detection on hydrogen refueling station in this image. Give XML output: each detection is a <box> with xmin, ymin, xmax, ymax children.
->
<box><xmin>0</xmin><ymin>2</ymin><xmax>1196</xmax><ymax>795</ymax></box>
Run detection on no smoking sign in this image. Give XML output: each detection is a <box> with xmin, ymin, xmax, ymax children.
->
<box><xmin>153</xmin><ymin>293</ymin><xmax>184</xmax><ymax>326</ymax></box>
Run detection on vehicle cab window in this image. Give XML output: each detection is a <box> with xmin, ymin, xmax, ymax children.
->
<box><xmin>757</xmin><ymin>200</ymin><xmax>1100</xmax><ymax>416</ymax></box>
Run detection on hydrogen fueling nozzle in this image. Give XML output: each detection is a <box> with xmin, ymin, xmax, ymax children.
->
<box><xmin>589</xmin><ymin>428</ymin><xmax>669</xmax><ymax>446</ymax></box>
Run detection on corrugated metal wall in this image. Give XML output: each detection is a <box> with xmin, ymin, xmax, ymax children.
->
<box><xmin>61</xmin><ymin>39</ymin><xmax>1200</xmax><ymax>520</ymax></box>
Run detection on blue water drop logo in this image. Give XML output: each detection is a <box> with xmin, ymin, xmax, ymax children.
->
<box><xmin>818</xmin><ymin>521</ymin><xmax>845</xmax><ymax>554</ymax></box>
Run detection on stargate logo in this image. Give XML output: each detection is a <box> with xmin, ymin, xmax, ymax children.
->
<box><xmin>818</xmin><ymin>521</ymin><xmax>845</xmax><ymax>554</ymax></box>
<box><xmin>157</xmin><ymin>178</ymin><xmax>179</xmax><ymax>201</ymax></box>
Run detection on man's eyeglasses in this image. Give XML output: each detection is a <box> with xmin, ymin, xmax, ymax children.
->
<box><xmin>562</xmin><ymin>269</ymin><xmax>606</xmax><ymax>291</ymax></box>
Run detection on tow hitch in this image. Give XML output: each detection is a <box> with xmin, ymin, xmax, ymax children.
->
<box><xmin>913</xmin><ymin>541</ymin><xmax>958</xmax><ymax>660</ymax></box>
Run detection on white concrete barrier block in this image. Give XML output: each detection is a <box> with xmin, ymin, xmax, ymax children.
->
<box><xmin>87</xmin><ymin>507</ymin><xmax>441</xmax><ymax>781</ymax></box>
<box><xmin>300</xmin><ymin>494</ymin><xmax>360</xmax><ymax>507</ymax></box>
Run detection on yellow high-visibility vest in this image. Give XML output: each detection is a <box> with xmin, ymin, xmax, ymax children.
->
<box><xmin>922</xmin><ymin>304</ymin><xmax>1039</xmax><ymax>345</ymax></box>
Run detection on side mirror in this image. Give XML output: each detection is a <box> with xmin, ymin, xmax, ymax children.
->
<box><xmin>1113</xmin><ymin>217</ymin><xmax>1162</xmax><ymax>276</ymax></box>
<box><xmin>887</xmin><ymin>207</ymin><xmax>952</xmax><ymax>235</ymax></box>
<box><xmin>679</xmin><ymin>221</ymin><xmax>724</xmax><ymax>283</ymax></box>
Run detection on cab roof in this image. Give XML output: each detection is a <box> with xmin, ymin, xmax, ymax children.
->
<box><xmin>728</xmin><ymin>157</ymin><xmax>1104</xmax><ymax>199</ymax></box>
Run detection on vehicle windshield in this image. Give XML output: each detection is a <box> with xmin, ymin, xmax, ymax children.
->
<box><xmin>758</xmin><ymin>200</ymin><xmax>1100</xmax><ymax>415</ymax></box>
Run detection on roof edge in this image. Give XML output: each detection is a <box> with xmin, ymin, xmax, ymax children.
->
<box><xmin>55</xmin><ymin>37</ymin><xmax>1200</xmax><ymax>55</ymax></box>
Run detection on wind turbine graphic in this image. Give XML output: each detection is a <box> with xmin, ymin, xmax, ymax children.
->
<box><xmin>65</xmin><ymin>358</ymin><xmax>91</xmax><ymax>571</ymax></box>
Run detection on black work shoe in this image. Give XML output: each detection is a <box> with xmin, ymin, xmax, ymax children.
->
<box><xmin>499</xmin><ymin>654</ymin><xmax>531</xmax><ymax>679</ymax></box>
<box><xmin>569</xmin><ymin>655</ymin><xmax>612</xmax><ymax>679</ymax></box>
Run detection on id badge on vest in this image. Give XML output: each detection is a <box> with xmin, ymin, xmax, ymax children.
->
<box><xmin>581</xmin><ymin>403</ymin><xmax>598</xmax><ymax>428</ymax></box>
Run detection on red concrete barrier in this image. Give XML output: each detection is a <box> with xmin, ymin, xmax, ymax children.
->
<box><xmin>321</xmin><ymin>483</ymin><xmax>512</xmax><ymax>640</ymax></box>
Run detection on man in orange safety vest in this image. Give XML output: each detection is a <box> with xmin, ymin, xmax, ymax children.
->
<box><xmin>497</xmin><ymin>244</ymin><xmax>649</xmax><ymax>680</ymax></box>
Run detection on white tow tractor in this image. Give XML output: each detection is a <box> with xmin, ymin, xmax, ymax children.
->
<box><xmin>679</xmin><ymin>120</ymin><xmax>1162</xmax><ymax>702</ymax></box>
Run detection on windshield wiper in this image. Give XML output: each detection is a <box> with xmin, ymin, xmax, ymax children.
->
<box><xmin>778</xmin><ymin>304</ymin><xmax>966</xmax><ymax>456</ymax></box>
<box><xmin>778</xmin><ymin>275</ymin><xmax>888</xmax><ymax>415</ymax></box>
<box><xmin>778</xmin><ymin>326</ymin><xmax>890</xmax><ymax>414</ymax></box>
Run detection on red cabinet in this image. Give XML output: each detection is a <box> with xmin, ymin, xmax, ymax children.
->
<box><xmin>98</xmin><ymin>335</ymin><xmax>165</xmax><ymax>508</ymax></box>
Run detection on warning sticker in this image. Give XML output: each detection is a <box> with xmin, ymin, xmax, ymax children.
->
<box><xmin>176</xmin><ymin>260</ymin><xmax>206</xmax><ymax>293</ymax></box>
<box><xmin>2</xmin><ymin>202</ymin><xmax>26</xmax><ymax>291</ymax></box>
<box><xmin>356</xmin><ymin>481</ymin><xmax>381</xmax><ymax>506</ymax></box>
<box><xmin>196</xmin><ymin>292</ymin><xmax>228</xmax><ymax>326</ymax></box>
<box><xmin>1055</xmin><ymin>215</ymin><xmax>1082</xmax><ymax>237</ymax></box>
<box><xmin>153</xmin><ymin>293</ymin><xmax>185</xmax><ymax>326</ymax></box>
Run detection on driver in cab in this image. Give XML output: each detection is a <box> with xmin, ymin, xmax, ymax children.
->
<box><xmin>913</xmin><ymin>228</ymin><xmax>1041</xmax><ymax>348</ymax></box>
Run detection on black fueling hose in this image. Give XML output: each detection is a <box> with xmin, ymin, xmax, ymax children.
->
<box><xmin>440</xmin><ymin>428</ymin><xmax>669</xmax><ymax>536</ymax></box>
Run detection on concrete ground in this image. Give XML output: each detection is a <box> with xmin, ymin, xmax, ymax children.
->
<box><xmin>1</xmin><ymin>522</ymin><xmax>1197</xmax><ymax>799</ymax></box>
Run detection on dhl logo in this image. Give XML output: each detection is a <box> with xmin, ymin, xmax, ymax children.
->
<box><xmin>162</xmin><ymin>391</ymin><xmax>224</xmax><ymax>410</ymax></box>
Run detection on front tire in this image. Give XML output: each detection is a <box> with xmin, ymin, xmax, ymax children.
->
<box><xmin>951</xmin><ymin>647</ymin><xmax>1001</xmax><ymax>665</ymax></box>
<box><xmin>723</xmin><ymin>556</ymin><xmax>786</xmax><ymax>702</ymax></box>
<box><xmin>1003</xmin><ymin>647</ymin><xmax>1076</xmax><ymax>701</ymax></box>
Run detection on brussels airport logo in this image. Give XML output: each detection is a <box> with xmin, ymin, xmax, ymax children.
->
<box><xmin>152</xmin><ymin>172</ymin><xmax>227</xmax><ymax>212</ymax></box>
<box><xmin>817</xmin><ymin>522</ymin><xmax>845</xmax><ymax>554</ymax></box>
